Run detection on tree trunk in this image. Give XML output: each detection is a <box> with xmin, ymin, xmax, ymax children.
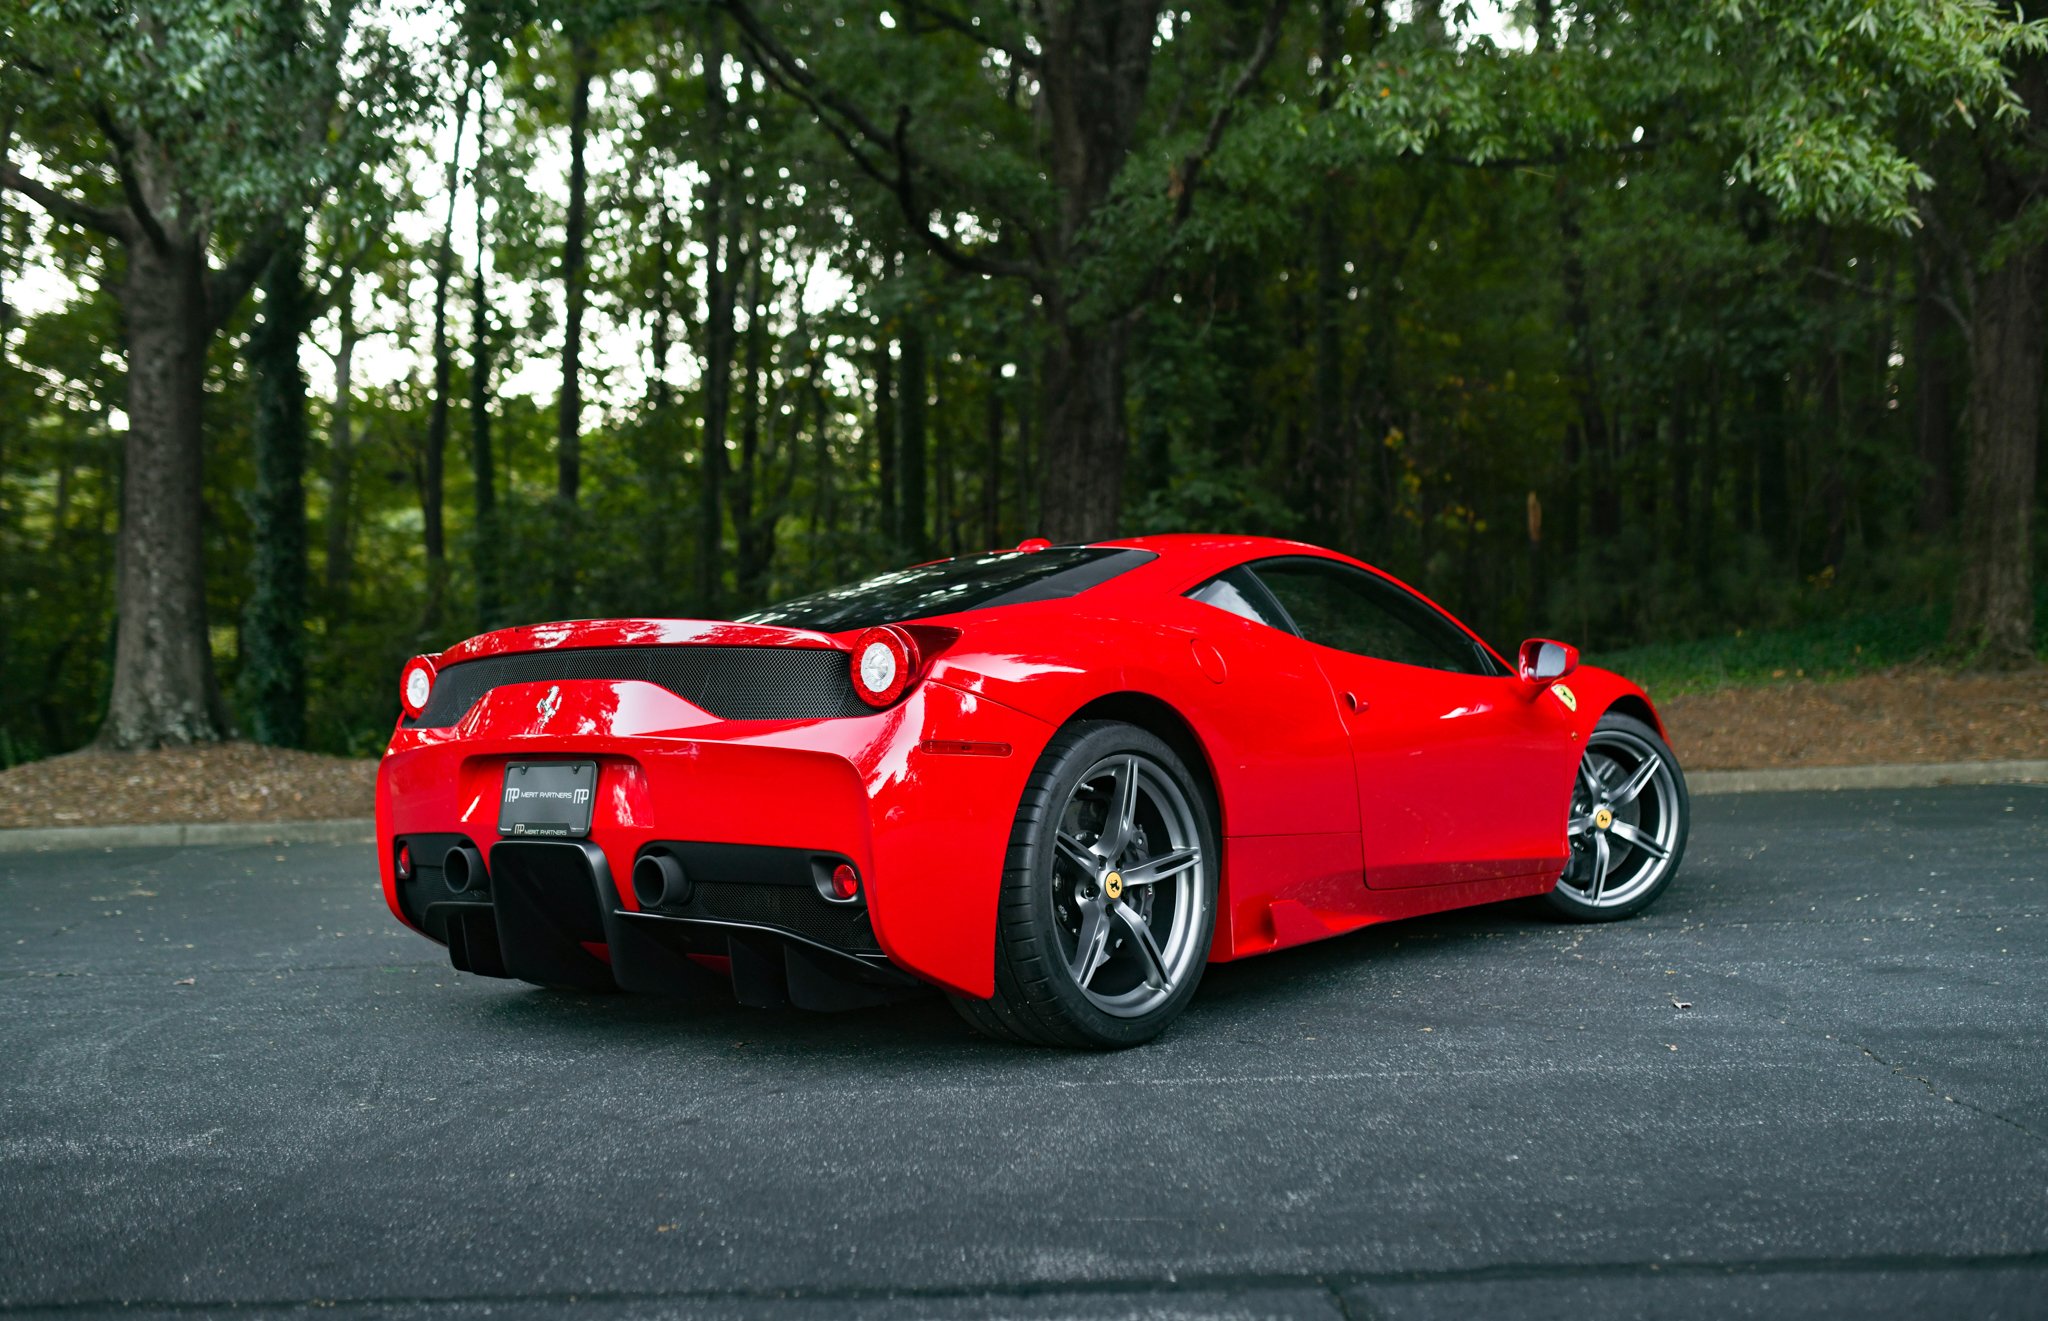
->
<box><xmin>899</xmin><ymin>304</ymin><xmax>930</xmax><ymax>556</ymax></box>
<box><xmin>1948</xmin><ymin>240</ymin><xmax>2042</xmax><ymax>667</ymax></box>
<box><xmin>0</xmin><ymin>188</ymin><xmax>9</xmax><ymax>540</ymax></box>
<box><xmin>934</xmin><ymin>352</ymin><xmax>956</xmax><ymax>554</ymax></box>
<box><xmin>1556</xmin><ymin>197</ymin><xmax>1611</xmax><ymax>552</ymax></box>
<box><xmin>1754</xmin><ymin>367</ymin><xmax>1789</xmax><ymax>554</ymax></box>
<box><xmin>1912</xmin><ymin>249</ymin><xmax>1956</xmax><ymax>538</ymax></box>
<box><xmin>470</xmin><ymin>143</ymin><xmax>499</xmax><ymax>631</ymax></box>
<box><xmin>557</xmin><ymin>37</ymin><xmax>594</xmax><ymax>509</ymax></box>
<box><xmin>732</xmin><ymin>237</ymin><xmax>772</xmax><ymax>600</ymax></box>
<box><xmin>1028</xmin><ymin>0</ymin><xmax>1160</xmax><ymax>543</ymax></box>
<box><xmin>241</xmin><ymin>230</ymin><xmax>310</xmax><ymax>748</ymax></box>
<box><xmin>983</xmin><ymin>370</ymin><xmax>1002</xmax><ymax>548</ymax></box>
<box><xmin>322</xmin><ymin>273</ymin><xmax>357</xmax><ymax>600</ymax></box>
<box><xmin>1307</xmin><ymin>0</ymin><xmax>1347</xmax><ymax>547</ymax></box>
<box><xmin>98</xmin><ymin>238</ymin><xmax>227</xmax><ymax>748</ymax></box>
<box><xmin>1670</xmin><ymin>402</ymin><xmax>1694</xmax><ymax>554</ymax></box>
<box><xmin>1016</xmin><ymin>371</ymin><xmax>1036</xmax><ymax>531</ymax></box>
<box><xmin>552</xmin><ymin>40</ymin><xmax>594</xmax><ymax>616</ymax></box>
<box><xmin>1038</xmin><ymin>319</ymin><xmax>1131</xmax><ymax>542</ymax></box>
<box><xmin>1694</xmin><ymin>392</ymin><xmax>1720</xmax><ymax>603</ymax></box>
<box><xmin>873</xmin><ymin>339</ymin><xmax>897</xmax><ymax>544</ymax></box>
<box><xmin>697</xmin><ymin>18</ymin><xmax>736</xmax><ymax>613</ymax></box>
<box><xmin>422</xmin><ymin>78</ymin><xmax>472</xmax><ymax>629</ymax></box>
<box><xmin>646</xmin><ymin>194</ymin><xmax>676</xmax><ymax>592</ymax></box>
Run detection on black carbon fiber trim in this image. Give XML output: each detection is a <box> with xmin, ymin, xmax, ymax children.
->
<box><xmin>635</xmin><ymin>841</ymin><xmax>882</xmax><ymax>954</ymax></box>
<box><xmin>405</xmin><ymin>645</ymin><xmax>867</xmax><ymax>728</ymax></box>
<box><xmin>689</xmin><ymin>882</ymin><xmax>881</xmax><ymax>953</ymax></box>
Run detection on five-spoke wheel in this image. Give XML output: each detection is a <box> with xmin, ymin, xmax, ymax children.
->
<box><xmin>1546</xmin><ymin>712</ymin><xmax>1689</xmax><ymax>920</ymax></box>
<box><xmin>953</xmin><ymin>721</ymin><xmax>1216</xmax><ymax>1047</ymax></box>
<box><xmin>1049</xmin><ymin>752</ymin><xmax>1207</xmax><ymax>1017</ymax></box>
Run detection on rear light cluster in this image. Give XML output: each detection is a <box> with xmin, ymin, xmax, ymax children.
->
<box><xmin>849</xmin><ymin>625</ymin><xmax>918</xmax><ymax>707</ymax></box>
<box><xmin>400</xmin><ymin>656</ymin><xmax>437</xmax><ymax>718</ymax></box>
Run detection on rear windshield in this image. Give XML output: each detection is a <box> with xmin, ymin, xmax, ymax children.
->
<box><xmin>740</xmin><ymin>547</ymin><xmax>1155</xmax><ymax>633</ymax></box>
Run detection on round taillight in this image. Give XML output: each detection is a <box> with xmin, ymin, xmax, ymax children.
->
<box><xmin>829</xmin><ymin>863</ymin><xmax>860</xmax><ymax>901</ymax></box>
<box><xmin>400</xmin><ymin>656</ymin><xmax>437</xmax><ymax>718</ymax></box>
<box><xmin>1016</xmin><ymin>537</ymin><xmax>1052</xmax><ymax>553</ymax></box>
<box><xmin>849</xmin><ymin>626</ymin><xmax>917</xmax><ymax>707</ymax></box>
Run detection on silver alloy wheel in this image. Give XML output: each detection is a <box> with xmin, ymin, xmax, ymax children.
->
<box><xmin>1561</xmin><ymin>727</ymin><xmax>1682</xmax><ymax>908</ymax></box>
<box><xmin>1049</xmin><ymin>752</ymin><xmax>1207</xmax><ymax>1017</ymax></box>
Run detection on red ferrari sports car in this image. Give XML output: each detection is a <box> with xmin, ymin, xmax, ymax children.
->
<box><xmin>377</xmin><ymin>534</ymin><xmax>1688</xmax><ymax>1047</ymax></box>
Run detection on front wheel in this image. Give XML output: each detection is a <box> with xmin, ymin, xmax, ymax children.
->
<box><xmin>1544</xmin><ymin>711</ymin><xmax>1689</xmax><ymax>921</ymax></box>
<box><xmin>952</xmin><ymin>721</ymin><xmax>1217</xmax><ymax>1049</ymax></box>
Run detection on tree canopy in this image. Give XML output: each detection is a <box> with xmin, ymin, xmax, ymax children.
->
<box><xmin>0</xmin><ymin>0</ymin><xmax>2043</xmax><ymax>760</ymax></box>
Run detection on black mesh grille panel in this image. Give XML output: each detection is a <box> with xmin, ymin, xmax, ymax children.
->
<box><xmin>407</xmin><ymin>645</ymin><xmax>866</xmax><ymax>727</ymax></box>
<box><xmin>691</xmin><ymin>882</ymin><xmax>881</xmax><ymax>952</ymax></box>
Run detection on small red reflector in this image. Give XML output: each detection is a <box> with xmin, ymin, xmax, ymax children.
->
<box><xmin>395</xmin><ymin>843</ymin><xmax>413</xmax><ymax>881</ymax></box>
<box><xmin>830</xmin><ymin>864</ymin><xmax>860</xmax><ymax>901</ymax></box>
<box><xmin>918</xmin><ymin>739</ymin><xmax>1013</xmax><ymax>757</ymax></box>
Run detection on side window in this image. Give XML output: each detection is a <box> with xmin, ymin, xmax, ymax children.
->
<box><xmin>1250</xmin><ymin>558</ymin><xmax>1493</xmax><ymax>675</ymax></box>
<box><xmin>1185</xmin><ymin>566</ymin><xmax>1287</xmax><ymax>629</ymax></box>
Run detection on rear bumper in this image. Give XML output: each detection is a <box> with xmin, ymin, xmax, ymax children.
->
<box><xmin>376</xmin><ymin>678</ymin><xmax>1051</xmax><ymax>998</ymax></box>
<box><xmin>402</xmin><ymin>839</ymin><xmax>923</xmax><ymax>1010</ymax></box>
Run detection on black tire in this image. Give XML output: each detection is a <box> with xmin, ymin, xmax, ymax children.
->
<box><xmin>1544</xmin><ymin>710</ymin><xmax>1689</xmax><ymax>922</ymax></box>
<box><xmin>952</xmin><ymin>720</ymin><xmax>1218</xmax><ymax>1049</ymax></box>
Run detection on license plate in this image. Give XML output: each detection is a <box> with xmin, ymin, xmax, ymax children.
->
<box><xmin>499</xmin><ymin>761</ymin><xmax>598</xmax><ymax>838</ymax></box>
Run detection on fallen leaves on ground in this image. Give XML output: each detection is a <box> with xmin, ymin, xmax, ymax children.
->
<box><xmin>0</xmin><ymin>742</ymin><xmax>374</xmax><ymax>829</ymax></box>
<box><xmin>1656</xmin><ymin>665</ymin><xmax>2047</xmax><ymax>770</ymax></box>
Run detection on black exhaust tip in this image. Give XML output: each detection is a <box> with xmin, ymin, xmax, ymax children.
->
<box><xmin>633</xmin><ymin>852</ymin><xmax>689</xmax><ymax>910</ymax></box>
<box><xmin>443</xmin><ymin>843</ymin><xmax>486</xmax><ymax>894</ymax></box>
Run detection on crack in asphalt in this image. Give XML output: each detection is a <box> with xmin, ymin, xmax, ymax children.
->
<box><xmin>1856</xmin><ymin>1042</ymin><xmax>2045</xmax><ymax>1145</ymax></box>
<box><xmin>4</xmin><ymin>1251</ymin><xmax>2047</xmax><ymax>1316</ymax></box>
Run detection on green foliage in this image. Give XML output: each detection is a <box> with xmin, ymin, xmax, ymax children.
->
<box><xmin>1</xmin><ymin>0</ymin><xmax>2043</xmax><ymax>762</ymax></box>
<box><xmin>1592</xmin><ymin>580</ymin><xmax>2048</xmax><ymax>697</ymax></box>
<box><xmin>1340</xmin><ymin>1</ymin><xmax>2048</xmax><ymax>226</ymax></box>
<box><xmin>2</xmin><ymin>0</ymin><xmax>418</xmax><ymax>227</ymax></box>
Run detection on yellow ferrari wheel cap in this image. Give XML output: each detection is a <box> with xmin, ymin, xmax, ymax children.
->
<box><xmin>1104</xmin><ymin>872</ymin><xmax>1124</xmax><ymax>900</ymax></box>
<box><xmin>1593</xmin><ymin>806</ymin><xmax>1614</xmax><ymax>830</ymax></box>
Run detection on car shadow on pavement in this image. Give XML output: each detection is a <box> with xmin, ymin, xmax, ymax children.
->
<box><xmin>441</xmin><ymin>897</ymin><xmax>1580</xmax><ymax>1060</ymax></box>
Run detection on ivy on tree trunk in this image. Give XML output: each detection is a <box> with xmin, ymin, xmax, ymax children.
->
<box><xmin>241</xmin><ymin>230</ymin><xmax>311</xmax><ymax>749</ymax></box>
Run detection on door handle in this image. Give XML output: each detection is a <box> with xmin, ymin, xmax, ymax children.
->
<box><xmin>1343</xmin><ymin>691</ymin><xmax>1367</xmax><ymax>713</ymax></box>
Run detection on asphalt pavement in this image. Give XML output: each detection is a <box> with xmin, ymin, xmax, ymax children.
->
<box><xmin>1</xmin><ymin>786</ymin><xmax>2044</xmax><ymax>1319</ymax></box>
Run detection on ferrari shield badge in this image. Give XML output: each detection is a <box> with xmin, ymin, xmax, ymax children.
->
<box><xmin>1552</xmin><ymin>683</ymin><xmax>1578</xmax><ymax>712</ymax></box>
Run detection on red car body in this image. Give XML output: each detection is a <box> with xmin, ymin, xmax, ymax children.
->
<box><xmin>376</xmin><ymin>534</ymin><xmax>1666</xmax><ymax>1004</ymax></box>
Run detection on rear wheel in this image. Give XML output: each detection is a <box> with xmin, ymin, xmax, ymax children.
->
<box><xmin>952</xmin><ymin>721</ymin><xmax>1217</xmax><ymax>1048</ymax></box>
<box><xmin>1545</xmin><ymin>711</ymin><xmax>1689</xmax><ymax>921</ymax></box>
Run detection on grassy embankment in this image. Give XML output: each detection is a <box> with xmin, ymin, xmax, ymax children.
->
<box><xmin>1589</xmin><ymin>598</ymin><xmax>2047</xmax><ymax>698</ymax></box>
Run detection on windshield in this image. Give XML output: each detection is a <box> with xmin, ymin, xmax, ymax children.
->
<box><xmin>740</xmin><ymin>547</ymin><xmax>1156</xmax><ymax>633</ymax></box>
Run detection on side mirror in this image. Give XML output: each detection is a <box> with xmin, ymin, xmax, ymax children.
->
<box><xmin>1517</xmin><ymin>638</ymin><xmax>1579</xmax><ymax>686</ymax></box>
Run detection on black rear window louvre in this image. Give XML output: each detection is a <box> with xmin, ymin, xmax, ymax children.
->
<box><xmin>405</xmin><ymin>645</ymin><xmax>866</xmax><ymax>728</ymax></box>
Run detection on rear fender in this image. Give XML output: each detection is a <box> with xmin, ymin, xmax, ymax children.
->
<box><xmin>860</xmin><ymin>681</ymin><xmax>1053</xmax><ymax>998</ymax></box>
